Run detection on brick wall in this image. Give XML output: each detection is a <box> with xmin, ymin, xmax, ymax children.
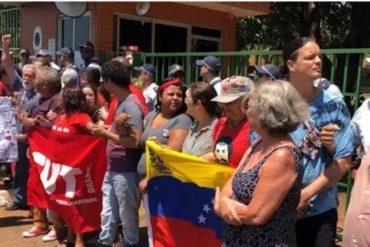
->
<box><xmin>94</xmin><ymin>2</ymin><xmax>237</xmax><ymax>53</ymax></box>
<box><xmin>19</xmin><ymin>2</ymin><xmax>261</xmax><ymax>54</ymax></box>
<box><xmin>20</xmin><ymin>2</ymin><xmax>59</xmax><ymax>54</ymax></box>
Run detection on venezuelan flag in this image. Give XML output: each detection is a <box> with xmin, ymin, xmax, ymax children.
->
<box><xmin>146</xmin><ymin>140</ymin><xmax>235</xmax><ymax>247</ymax></box>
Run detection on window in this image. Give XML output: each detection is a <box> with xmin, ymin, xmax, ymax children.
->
<box><xmin>118</xmin><ymin>18</ymin><xmax>152</xmax><ymax>52</ymax></box>
<box><xmin>191</xmin><ymin>26</ymin><xmax>221</xmax><ymax>52</ymax></box>
<box><xmin>58</xmin><ymin>12</ymin><xmax>91</xmax><ymax>67</ymax></box>
<box><xmin>59</xmin><ymin>13</ymin><xmax>90</xmax><ymax>50</ymax></box>
<box><xmin>154</xmin><ymin>23</ymin><xmax>187</xmax><ymax>52</ymax></box>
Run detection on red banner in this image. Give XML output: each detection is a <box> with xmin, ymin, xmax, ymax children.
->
<box><xmin>27</xmin><ymin>127</ymin><xmax>107</xmax><ymax>233</ymax></box>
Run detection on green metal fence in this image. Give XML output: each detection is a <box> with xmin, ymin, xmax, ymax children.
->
<box><xmin>100</xmin><ymin>48</ymin><xmax>370</xmax><ymax>242</ymax></box>
<box><xmin>0</xmin><ymin>7</ymin><xmax>21</xmax><ymax>63</ymax></box>
<box><xmin>101</xmin><ymin>48</ymin><xmax>370</xmax><ymax>109</ymax></box>
<box><xmin>0</xmin><ymin>7</ymin><xmax>20</xmax><ymax>46</ymax></box>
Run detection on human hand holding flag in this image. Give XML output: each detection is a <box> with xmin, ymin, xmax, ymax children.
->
<box><xmin>145</xmin><ymin>140</ymin><xmax>235</xmax><ymax>247</ymax></box>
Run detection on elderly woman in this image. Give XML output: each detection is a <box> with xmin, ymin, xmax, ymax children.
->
<box><xmin>214</xmin><ymin>80</ymin><xmax>309</xmax><ymax>246</ymax></box>
<box><xmin>201</xmin><ymin>76</ymin><xmax>254</xmax><ymax>168</ymax></box>
<box><xmin>137</xmin><ymin>77</ymin><xmax>192</xmax><ymax>246</ymax></box>
<box><xmin>283</xmin><ymin>37</ymin><xmax>355</xmax><ymax>247</ymax></box>
<box><xmin>182</xmin><ymin>81</ymin><xmax>220</xmax><ymax>156</ymax></box>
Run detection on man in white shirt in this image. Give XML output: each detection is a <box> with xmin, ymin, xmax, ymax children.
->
<box><xmin>196</xmin><ymin>56</ymin><xmax>222</xmax><ymax>95</ymax></box>
<box><xmin>134</xmin><ymin>64</ymin><xmax>158</xmax><ymax>111</ymax></box>
<box><xmin>352</xmin><ymin>97</ymin><xmax>370</xmax><ymax>157</ymax></box>
<box><xmin>56</xmin><ymin>47</ymin><xmax>79</xmax><ymax>88</ymax></box>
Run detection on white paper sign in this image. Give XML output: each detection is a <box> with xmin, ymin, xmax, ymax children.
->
<box><xmin>48</xmin><ymin>38</ymin><xmax>56</xmax><ymax>61</ymax></box>
<box><xmin>0</xmin><ymin>97</ymin><xmax>18</xmax><ymax>162</ymax></box>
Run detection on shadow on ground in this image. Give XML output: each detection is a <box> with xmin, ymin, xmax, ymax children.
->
<box><xmin>0</xmin><ymin>215</ymin><xmax>33</xmax><ymax>228</ymax></box>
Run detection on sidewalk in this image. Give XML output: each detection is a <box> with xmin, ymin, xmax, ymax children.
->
<box><xmin>0</xmin><ymin>181</ymin><xmax>345</xmax><ymax>247</ymax></box>
<box><xmin>0</xmin><ymin>182</ymin><xmax>149</xmax><ymax>247</ymax></box>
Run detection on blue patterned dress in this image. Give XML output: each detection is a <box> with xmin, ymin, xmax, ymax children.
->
<box><xmin>223</xmin><ymin>142</ymin><xmax>303</xmax><ymax>247</ymax></box>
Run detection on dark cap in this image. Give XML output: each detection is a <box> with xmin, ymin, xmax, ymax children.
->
<box><xmin>255</xmin><ymin>64</ymin><xmax>280</xmax><ymax>80</ymax></box>
<box><xmin>168</xmin><ymin>64</ymin><xmax>185</xmax><ymax>76</ymax></box>
<box><xmin>56</xmin><ymin>47</ymin><xmax>74</xmax><ymax>59</ymax></box>
<box><xmin>35</xmin><ymin>49</ymin><xmax>51</xmax><ymax>58</ymax></box>
<box><xmin>196</xmin><ymin>55</ymin><xmax>220</xmax><ymax>73</ymax></box>
<box><xmin>79</xmin><ymin>41</ymin><xmax>95</xmax><ymax>49</ymax></box>
<box><xmin>134</xmin><ymin>64</ymin><xmax>155</xmax><ymax>77</ymax></box>
<box><xmin>19</xmin><ymin>48</ymin><xmax>30</xmax><ymax>56</ymax></box>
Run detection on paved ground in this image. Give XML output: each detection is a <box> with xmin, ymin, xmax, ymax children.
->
<box><xmin>0</xmin><ymin>183</ymin><xmax>149</xmax><ymax>247</ymax></box>
<box><xmin>0</xmin><ymin>183</ymin><xmax>345</xmax><ymax>247</ymax></box>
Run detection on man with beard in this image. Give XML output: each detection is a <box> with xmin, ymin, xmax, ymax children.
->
<box><xmin>2</xmin><ymin>34</ymin><xmax>39</xmax><ymax>210</ymax></box>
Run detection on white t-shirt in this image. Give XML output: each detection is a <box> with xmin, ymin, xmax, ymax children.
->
<box><xmin>209</xmin><ymin>76</ymin><xmax>222</xmax><ymax>95</ymax></box>
<box><xmin>352</xmin><ymin>98</ymin><xmax>370</xmax><ymax>156</ymax></box>
<box><xmin>143</xmin><ymin>82</ymin><xmax>158</xmax><ymax>111</ymax></box>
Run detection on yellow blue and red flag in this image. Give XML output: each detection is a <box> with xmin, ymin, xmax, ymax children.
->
<box><xmin>146</xmin><ymin>140</ymin><xmax>235</xmax><ymax>247</ymax></box>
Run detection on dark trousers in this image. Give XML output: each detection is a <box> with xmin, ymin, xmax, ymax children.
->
<box><xmin>296</xmin><ymin>208</ymin><xmax>338</xmax><ymax>247</ymax></box>
<box><xmin>12</xmin><ymin>141</ymin><xmax>29</xmax><ymax>206</ymax></box>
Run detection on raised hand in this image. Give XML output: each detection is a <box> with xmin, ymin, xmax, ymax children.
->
<box><xmin>1</xmin><ymin>34</ymin><xmax>11</xmax><ymax>46</ymax></box>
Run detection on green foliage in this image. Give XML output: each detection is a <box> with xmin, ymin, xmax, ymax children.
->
<box><xmin>236</xmin><ymin>2</ymin><xmax>353</xmax><ymax>50</ymax></box>
<box><xmin>320</xmin><ymin>3</ymin><xmax>352</xmax><ymax>48</ymax></box>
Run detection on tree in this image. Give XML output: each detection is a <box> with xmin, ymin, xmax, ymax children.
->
<box><xmin>237</xmin><ymin>2</ymin><xmax>370</xmax><ymax>104</ymax></box>
<box><xmin>236</xmin><ymin>2</ymin><xmax>360</xmax><ymax>50</ymax></box>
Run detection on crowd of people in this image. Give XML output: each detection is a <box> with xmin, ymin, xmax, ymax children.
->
<box><xmin>1</xmin><ymin>32</ymin><xmax>370</xmax><ymax>247</ymax></box>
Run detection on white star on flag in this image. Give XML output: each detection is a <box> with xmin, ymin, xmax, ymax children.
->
<box><xmin>203</xmin><ymin>204</ymin><xmax>211</xmax><ymax>214</ymax></box>
<box><xmin>198</xmin><ymin>214</ymin><xmax>207</xmax><ymax>224</ymax></box>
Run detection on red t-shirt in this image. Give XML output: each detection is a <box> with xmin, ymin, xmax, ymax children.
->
<box><xmin>97</xmin><ymin>92</ymin><xmax>108</xmax><ymax>108</ymax></box>
<box><xmin>129</xmin><ymin>83</ymin><xmax>148</xmax><ymax>116</ymax></box>
<box><xmin>105</xmin><ymin>97</ymin><xmax>118</xmax><ymax>125</ymax></box>
<box><xmin>212</xmin><ymin>117</ymin><xmax>250</xmax><ymax>168</ymax></box>
<box><xmin>52</xmin><ymin>112</ymin><xmax>91</xmax><ymax>135</ymax></box>
<box><xmin>104</xmin><ymin>83</ymin><xmax>148</xmax><ymax>125</ymax></box>
<box><xmin>0</xmin><ymin>80</ymin><xmax>8</xmax><ymax>96</ymax></box>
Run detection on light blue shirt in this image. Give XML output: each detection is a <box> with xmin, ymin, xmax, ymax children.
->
<box><xmin>290</xmin><ymin>91</ymin><xmax>355</xmax><ymax>218</ymax></box>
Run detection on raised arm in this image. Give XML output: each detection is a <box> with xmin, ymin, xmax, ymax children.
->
<box><xmin>1</xmin><ymin>34</ymin><xmax>16</xmax><ymax>89</ymax></box>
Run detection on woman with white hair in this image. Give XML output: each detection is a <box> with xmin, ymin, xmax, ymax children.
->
<box><xmin>214</xmin><ymin>80</ymin><xmax>309</xmax><ymax>246</ymax></box>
